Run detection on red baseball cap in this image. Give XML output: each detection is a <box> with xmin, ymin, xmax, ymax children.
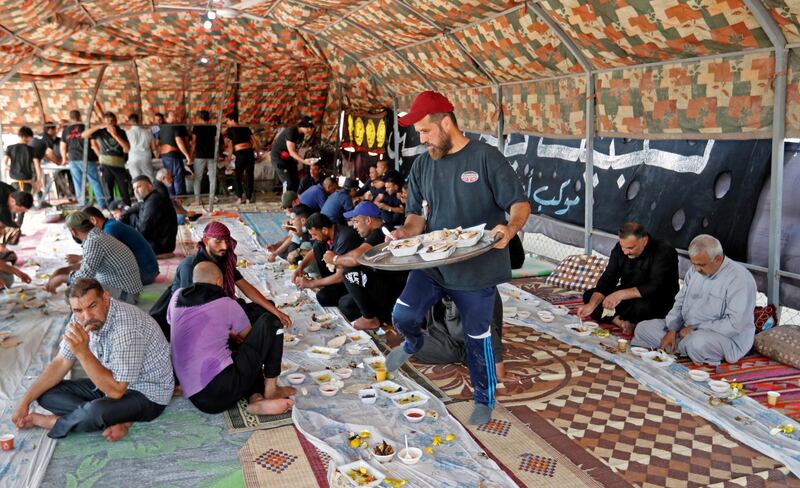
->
<box><xmin>398</xmin><ymin>91</ymin><xmax>454</xmax><ymax>127</ymax></box>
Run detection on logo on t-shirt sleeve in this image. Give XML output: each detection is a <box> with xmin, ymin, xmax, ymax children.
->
<box><xmin>460</xmin><ymin>171</ymin><xmax>479</xmax><ymax>183</ymax></box>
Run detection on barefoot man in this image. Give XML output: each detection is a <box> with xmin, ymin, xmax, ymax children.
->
<box><xmin>12</xmin><ymin>278</ymin><xmax>173</xmax><ymax>441</ymax></box>
<box><xmin>167</xmin><ymin>262</ymin><xmax>294</xmax><ymax>415</ymax></box>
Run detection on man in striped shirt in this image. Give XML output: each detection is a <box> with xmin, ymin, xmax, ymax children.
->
<box><xmin>12</xmin><ymin>279</ymin><xmax>173</xmax><ymax>441</ymax></box>
<box><xmin>45</xmin><ymin>211</ymin><xmax>143</xmax><ymax>304</ymax></box>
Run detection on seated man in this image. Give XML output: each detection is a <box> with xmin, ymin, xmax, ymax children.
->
<box><xmin>577</xmin><ymin>222</ymin><xmax>678</xmax><ymax>334</ymax></box>
<box><xmin>298</xmin><ymin>176</ymin><xmax>336</xmax><ymax>212</ymax></box>
<box><xmin>321</xmin><ymin>177</ymin><xmax>358</xmax><ymax>225</ymax></box>
<box><xmin>154</xmin><ymin>168</ymin><xmax>200</xmax><ymax>223</ymax></box>
<box><xmin>168</xmin><ymin>262</ymin><xmax>294</xmax><ymax>415</ymax></box>
<box><xmin>122</xmin><ymin>175</ymin><xmax>178</xmax><ymax>255</ymax></box>
<box><xmin>298</xmin><ymin>161</ymin><xmax>323</xmax><ymax>195</ymax></box>
<box><xmin>82</xmin><ymin>206</ymin><xmax>160</xmax><ymax>285</ymax></box>
<box><xmin>107</xmin><ymin>199</ymin><xmax>127</xmax><ymax>221</ymax></box>
<box><xmin>12</xmin><ymin>278</ymin><xmax>173</xmax><ymax>441</ymax></box>
<box><xmin>632</xmin><ymin>234</ymin><xmax>757</xmax><ymax>365</ymax></box>
<box><xmin>0</xmin><ymin>182</ymin><xmax>34</xmax><ymax>246</ymax></box>
<box><xmin>46</xmin><ymin>211</ymin><xmax>143</xmax><ymax>304</ymax></box>
<box><xmin>293</xmin><ymin>212</ymin><xmax>362</xmax><ymax>306</ymax></box>
<box><xmin>268</xmin><ymin>204</ymin><xmax>313</xmax><ymax>264</ymax></box>
<box><xmin>150</xmin><ymin>221</ymin><xmax>291</xmax><ymax>337</ymax></box>
<box><xmin>374</xmin><ymin>172</ymin><xmax>405</xmax><ymax>228</ymax></box>
<box><xmin>327</xmin><ymin>201</ymin><xmax>408</xmax><ymax>330</ymax></box>
<box><xmin>264</xmin><ymin>194</ymin><xmax>302</xmax><ymax>259</ymax></box>
<box><xmin>0</xmin><ymin>251</ymin><xmax>31</xmax><ymax>289</ymax></box>
<box><xmin>356</xmin><ymin>165</ymin><xmax>385</xmax><ymax>202</ymax></box>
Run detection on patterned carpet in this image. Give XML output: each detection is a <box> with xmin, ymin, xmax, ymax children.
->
<box><xmin>239</xmin><ymin>425</ymin><xmax>329</xmax><ymax>488</ymax></box>
<box><xmin>401</xmin><ymin>324</ymin><xmax>800</xmax><ymax>487</ymax></box>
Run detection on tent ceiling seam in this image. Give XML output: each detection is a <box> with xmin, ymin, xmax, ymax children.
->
<box><xmin>526</xmin><ymin>1</ymin><xmax>591</xmax><ymax>72</ymax></box>
<box><xmin>75</xmin><ymin>1</ymin><xmax>97</xmax><ymax>27</ymax></box>
<box><xmin>314</xmin><ymin>0</ymin><xmax>378</xmax><ymax>35</ymax></box>
<box><xmin>0</xmin><ymin>23</ymin><xmax>42</xmax><ymax>53</ymax></box>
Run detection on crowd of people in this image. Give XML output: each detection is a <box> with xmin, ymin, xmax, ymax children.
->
<box><xmin>4</xmin><ymin>92</ymin><xmax>761</xmax><ymax>442</ymax></box>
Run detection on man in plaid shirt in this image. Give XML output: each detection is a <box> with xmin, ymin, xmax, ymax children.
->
<box><xmin>45</xmin><ymin>211</ymin><xmax>143</xmax><ymax>303</ymax></box>
<box><xmin>12</xmin><ymin>278</ymin><xmax>173</xmax><ymax>441</ymax></box>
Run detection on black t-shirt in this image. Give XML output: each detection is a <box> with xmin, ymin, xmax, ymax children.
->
<box><xmin>5</xmin><ymin>143</ymin><xmax>35</xmax><ymax>180</ymax></box>
<box><xmin>91</xmin><ymin>127</ymin><xmax>128</xmax><ymax>157</ymax></box>
<box><xmin>225</xmin><ymin>126</ymin><xmax>253</xmax><ymax>147</ymax></box>
<box><xmin>0</xmin><ymin>181</ymin><xmax>17</xmax><ymax>227</ymax></box>
<box><xmin>330</xmin><ymin>224</ymin><xmax>363</xmax><ymax>255</ymax></box>
<box><xmin>192</xmin><ymin>125</ymin><xmax>217</xmax><ymax>159</ymax></box>
<box><xmin>380</xmin><ymin>193</ymin><xmax>404</xmax><ymax>227</ymax></box>
<box><xmin>62</xmin><ymin>124</ymin><xmax>97</xmax><ymax>161</ymax></box>
<box><xmin>364</xmin><ymin>228</ymin><xmax>384</xmax><ymax>247</ymax></box>
<box><xmin>159</xmin><ymin>125</ymin><xmax>188</xmax><ymax>157</ymax></box>
<box><xmin>270</xmin><ymin>126</ymin><xmax>304</xmax><ymax>168</ymax></box>
<box><xmin>406</xmin><ymin>139</ymin><xmax>527</xmax><ymax>290</ymax></box>
<box><xmin>28</xmin><ymin>133</ymin><xmax>57</xmax><ymax>161</ymax></box>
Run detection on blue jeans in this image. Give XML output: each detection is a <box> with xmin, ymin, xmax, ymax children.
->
<box><xmin>69</xmin><ymin>160</ymin><xmax>107</xmax><ymax>208</ymax></box>
<box><xmin>161</xmin><ymin>154</ymin><xmax>186</xmax><ymax>195</ymax></box>
<box><xmin>392</xmin><ymin>270</ymin><xmax>497</xmax><ymax>407</ymax></box>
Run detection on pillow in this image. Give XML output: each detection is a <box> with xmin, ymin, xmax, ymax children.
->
<box><xmin>755</xmin><ymin>325</ymin><xmax>800</xmax><ymax>369</ymax></box>
<box><xmin>754</xmin><ymin>305</ymin><xmax>778</xmax><ymax>333</ymax></box>
<box><xmin>545</xmin><ymin>254</ymin><xmax>608</xmax><ymax>292</ymax></box>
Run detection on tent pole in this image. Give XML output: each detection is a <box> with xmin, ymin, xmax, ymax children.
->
<box><xmin>527</xmin><ymin>1</ymin><xmax>595</xmax><ymax>253</ymax></box>
<box><xmin>211</xmin><ymin>63</ymin><xmax>235</xmax><ymax>212</ymax></box>
<box><xmin>32</xmin><ymin>81</ymin><xmax>46</xmax><ymax>125</ymax></box>
<box><xmin>744</xmin><ymin>0</ymin><xmax>787</xmax><ymax>307</ymax></box>
<box><xmin>82</xmin><ymin>65</ymin><xmax>106</xmax><ymax>206</ymax></box>
<box><xmin>495</xmin><ymin>86</ymin><xmax>504</xmax><ymax>153</ymax></box>
<box><xmin>132</xmin><ymin>60</ymin><xmax>143</xmax><ymax>121</ymax></box>
<box><xmin>393</xmin><ymin>97</ymin><xmax>401</xmax><ymax>172</ymax></box>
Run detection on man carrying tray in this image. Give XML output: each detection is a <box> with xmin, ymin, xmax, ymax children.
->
<box><xmin>385</xmin><ymin>91</ymin><xmax>531</xmax><ymax>425</ymax></box>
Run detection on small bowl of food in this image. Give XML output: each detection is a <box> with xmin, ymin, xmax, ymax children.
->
<box><xmin>709</xmin><ymin>380</ymin><xmax>731</xmax><ymax>394</ymax></box>
<box><xmin>630</xmin><ymin>346</ymin><xmax>649</xmax><ymax>357</ymax></box>
<box><xmin>334</xmin><ymin>367</ymin><xmax>353</xmax><ymax>379</ymax></box>
<box><xmin>388</xmin><ymin>238</ymin><xmax>421</xmax><ymax>257</ymax></box>
<box><xmin>582</xmin><ymin>321</ymin><xmax>599</xmax><ymax>329</ymax></box>
<box><xmin>419</xmin><ymin>240</ymin><xmax>457</xmax><ymax>261</ymax></box>
<box><xmin>286</xmin><ymin>373</ymin><xmax>306</xmax><ymax>385</ymax></box>
<box><xmin>689</xmin><ymin>370</ymin><xmax>710</xmax><ymax>382</ymax></box>
<box><xmin>338</xmin><ymin>460</ymin><xmax>385</xmax><ymax>487</ymax></box>
<box><xmin>310</xmin><ymin>370</ymin><xmax>337</xmax><ymax>384</ymax></box>
<box><xmin>319</xmin><ymin>385</ymin><xmax>339</xmax><ymax>397</ymax></box>
<box><xmin>455</xmin><ymin>229</ymin><xmax>483</xmax><ymax>248</ymax></box>
<box><xmin>550</xmin><ymin>306</ymin><xmax>570</xmax><ymax>316</ymax></box>
<box><xmin>403</xmin><ymin>408</ymin><xmax>426</xmax><ymax>423</ymax></box>
<box><xmin>537</xmin><ymin>311</ymin><xmax>555</xmax><ymax>323</ymax></box>
<box><xmin>397</xmin><ymin>447</ymin><xmax>423</xmax><ymax>465</ymax></box>
<box><xmin>359</xmin><ymin>388</ymin><xmax>377</xmax><ymax>404</ymax></box>
<box><xmin>307</xmin><ymin>323</ymin><xmax>321</xmax><ymax>332</ymax></box>
<box><xmin>372</xmin><ymin>441</ymin><xmax>395</xmax><ymax>463</ymax></box>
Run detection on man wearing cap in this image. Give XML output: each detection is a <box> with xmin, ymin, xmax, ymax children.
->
<box><xmin>292</xmin><ymin>213</ymin><xmax>363</xmax><ymax>307</ymax></box>
<box><xmin>321</xmin><ymin>177</ymin><xmax>358</xmax><ymax>225</ymax></box>
<box><xmin>150</xmin><ymin>221</ymin><xmax>292</xmax><ymax>338</ymax></box>
<box><xmin>121</xmin><ymin>175</ymin><xmax>178</xmax><ymax>255</ymax></box>
<box><xmin>299</xmin><ymin>176</ymin><xmax>336</xmax><ymax>213</ymax></box>
<box><xmin>386</xmin><ymin>91</ymin><xmax>531</xmax><ymax>425</ymax></box>
<box><xmin>271</xmin><ymin>116</ymin><xmax>315</xmax><ymax>192</ymax></box>
<box><xmin>45</xmin><ymin>211</ymin><xmax>143</xmax><ymax>304</ymax></box>
<box><xmin>330</xmin><ymin>201</ymin><xmax>408</xmax><ymax>330</ymax></box>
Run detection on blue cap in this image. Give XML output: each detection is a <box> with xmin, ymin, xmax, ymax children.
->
<box><xmin>343</xmin><ymin>201</ymin><xmax>382</xmax><ymax>219</ymax></box>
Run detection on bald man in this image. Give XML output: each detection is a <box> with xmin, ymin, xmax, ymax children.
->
<box><xmin>167</xmin><ymin>262</ymin><xmax>293</xmax><ymax>415</ymax></box>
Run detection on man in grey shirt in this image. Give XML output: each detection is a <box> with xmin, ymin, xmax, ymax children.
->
<box><xmin>386</xmin><ymin>91</ymin><xmax>531</xmax><ymax>425</ymax></box>
<box><xmin>124</xmin><ymin>113</ymin><xmax>157</xmax><ymax>181</ymax></box>
<box><xmin>632</xmin><ymin>234</ymin><xmax>757</xmax><ymax>365</ymax></box>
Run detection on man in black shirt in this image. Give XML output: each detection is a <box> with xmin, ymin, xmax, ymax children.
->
<box><xmin>328</xmin><ymin>201</ymin><xmax>408</xmax><ymax>330</ymax></box>
<box><xmin>0</xmin><ymin>183</ymin><xmax>33</xmax><ymax>246</ymax></box>
<box><xmin>61</xmin><ymin>110</ymin><xmax>106</xmax><ymax>208</ymax></box>
<box><xmin>374</xmin><ymin>171</ymin><xmax>405</xmax><ymax>228</ymax></box>
<box><xmin>223</xmin><ymin>113</ymin><xmax>257</xmax><ymax>204</ymax></box>
<box><xmin>297</xmin><ymin>161</ymin><xmax>322</xmax><ymax>195</ymax></box>
<box><xmin>292</xmin><ymin>212</ymin><xmax>363</xmax><ymax>307</ymax></box>
<box><xmin>270</xmin><ymin>116</ymin><xmax>314</xmax><ymax>192</ymax></box>
<box><xmin>122</xmin><ymin>176</ymin><xmax>178</xmax><ymax>255</ymax></box>
<box><xmin>577</xmin><ymin>222</ymin><xmax>679</xmax><ymax>335</ymax></box>
<box><xmin>191</xmin><ymin>110</ymin><xmax>218</xmax><ymax>205</ymax></box>
<box><xmin>82</xmin><ymin>112</ymin><xmax>131</xmax><ymax>205</ymax></box>
<box><xmin>158</xmin><ymin>111</ymin><xmax>192</xmax><ymax>196</ymax></box>
<box><xmin>3</xmin><ymin>127</ymin><xmax>41</xmax><ymax>223</ymax></box>
<box><xmin>30</xmin><ymin>123</ymin><xmax>73</xmax><ymax>203</ymax></box>
<box><xmin>387</xmin><ymin>91</ymin><xmax>531</xmax><ymax>425</ymax></box>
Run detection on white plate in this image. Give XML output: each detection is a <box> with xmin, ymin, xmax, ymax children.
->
<box><xmin>327</xmin><ymin>335</ymin><xmax>347</xmax><ymax>348</ymax></box>
<box><xmin>515</xmin><ymin>310</ymin><xmax>531</xmax><ymax>320</ymax></box>
<box><xmin>390</xmin><ymin>390</ymin><xmax>430</xmax><ymax>409</ymax></box>
<box><xmin>689</xmin><ymin>369</ymin><xmax>710</xmax><ymax>382</ymax></box>
<box><xmin>455</xmin><ymin>228</ymin><xmax>484</xmax><ymax>248</ymax></box>
<box><xmin>418</xmin><ymin>241</ymin><xmax>457</xmax><ymax>261</ymax></box>
<box><xmin>305</xmin><ymin>346</ymin><xmax>339</xmax><ymax>360</ymax></box>
<box><xmin>566</xmin><ymin>324</ymin><xmax>592</xmax><ymax>336</ymax></box>
<box><xmin>388</xmin><ymin>238</ymin><xmax>421</xmax><ymax>257</ymax></box>
<box><xmin>347</xmin><ymin>331</ymin><xmax>371</xmax><ymax>344</ymax></box>
<box><xmin>283</xmin><ymin>335</ymin><xmax>300</xmax><ymax>347</ymax></box>
<box><xmin>363</xmin><ymin>356</ymin><xmax>387</xmax><ymax>372</ymax></box>
<box><xmin>550</xmin><ymin>306</ymin><xmax>570</xmax><ymax>316</ymax></box>
<box><xmin>642</xmin><ymin>351</ymin><xmax>675</xmax><ymax>367</ymax></box>
<box><xmin>630</xmin><ymin>346</ymin><xmax>649</xmax><ymax>357</ymax></box>
<box><xmin>372</xmin><ymin>380</ymin><xmax>405</xmax><ymax>396</ymax></box>
<box><xmin>537</xmin><ymin>311</ymin><xmax>555</xmax><ymax>323</ymax></box>
<box><xmin>309</xmin><ymin>370</ymin><xmax>339</xmax><ymax>384</ymax></box>
<box><xmin>338</xmin><ymin>460</ymin><xmax>386</xmax><ymax>488</ymax></box>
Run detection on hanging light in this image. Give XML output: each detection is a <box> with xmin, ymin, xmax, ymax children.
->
<box><xmin>200</xmin><ymin>57</ymin><xmax>209</xmax><ymax>64</ymax></box>
<box><xmin>203</xmin><ymin>20</ymin><xmax>213</xmax><ymax>30</ymax></box>
<box><xmin>207</xmin><ymin>10</ymin><xmax>217</xmax><ymax>20</ymax></box>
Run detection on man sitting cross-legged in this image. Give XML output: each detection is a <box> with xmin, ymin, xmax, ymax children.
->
<box><xmin>12</xmin><ymin>278</ymin><xmax>173</xmax><ymax>441</ymax></box>
<box><xmin>168</xmin><ymin>262</ymin><xmax>294</xmax><ymax>415</ymax></box>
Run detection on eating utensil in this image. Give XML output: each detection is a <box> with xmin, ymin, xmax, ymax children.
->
<box><xmin>381</xmin><ymin>226</ymin><xmax>393</xmax><ymax>240</ymax></box>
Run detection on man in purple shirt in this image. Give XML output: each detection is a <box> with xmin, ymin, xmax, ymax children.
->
<box><xmin>167</xmin><ymin>261</ymin><xmax>294</xmax><ymax>415</ymax></box>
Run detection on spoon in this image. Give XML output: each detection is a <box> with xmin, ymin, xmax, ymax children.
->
<box><xmin>381</xmin><ymin>226</ymin><xmax>394</xmax><ymax>241</ymax></box>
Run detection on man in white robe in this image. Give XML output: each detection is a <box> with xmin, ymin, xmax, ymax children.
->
<box><xmin>632</xmin><ymin>234</ymin><xmax>756</xmax><ymax>365</ymax></box>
